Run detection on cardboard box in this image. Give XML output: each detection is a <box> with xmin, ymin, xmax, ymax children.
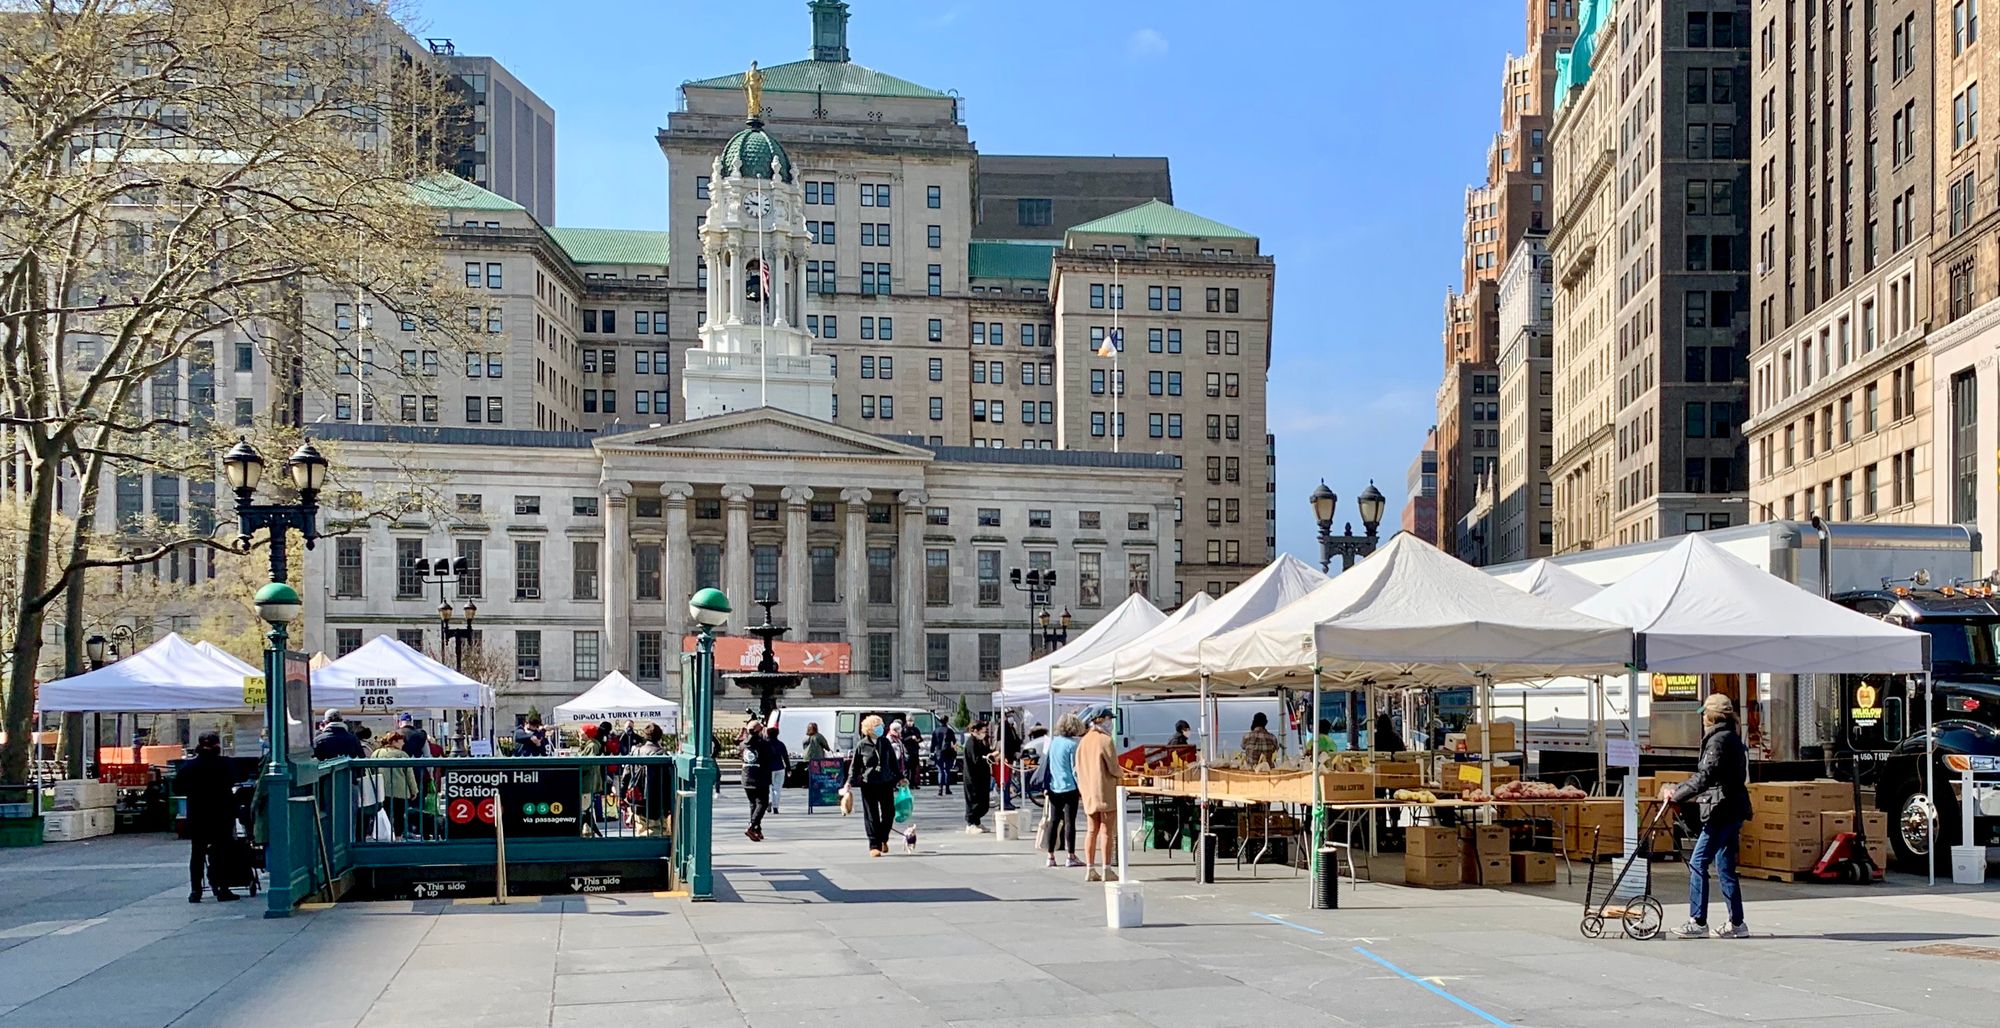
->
<box><xmin>1747</xmin><ymin>810</ymin><xmax>1820</xmax><ymax>845</ymax></box>
<box><xmin>1750</xmin><ymin>834</ymin><xmax>1825</xmax><ymax>872</ymax></box>
<box><xmin>1750</xmin><ymin>781</ymin><xmax>1845</xmax><ymax>818</ymax></box>
<box><xmin>1461</xmin><ymin>851</ymin><xmax>1513</xmax><ymax>886</ymax></box>
<box><xmin>1373</xmin><ymin>761</ymin><xmax>1423</xmax><ymax>789</ymax></box>
<box><xmin>1653</xmin><ymin>770</ymin><xmax>1694</xmax><ymax>792</ymax></box>
<box><xmin>1466</xmin><ymin>825</ymin><xmax>1510</xmax><ymax>858</ymax></box>
<box><xmin>1821</xmin><ymin>810</ymin><xmax>1854</xmax><ymax>842</ymax></box>
<box><xmin>50</xmin><ymin>779</ymin><xmax>116</xmax><ymax>811</ymax></box>
<box><xmin>42</xmin><ymin>809</ymin><xmax>110</xmax><ymax>841</ymax></box>
<box><xmin>1512</xmin><ymin>851</ymin><xmax>1557</xmax><ymax>884</ymax></box>
<box><xmin>1467</xmin><ymin>721</ymin><xmax>1518</xmax><ymax>753</ymax></box>
<box><xmin>1408</xmin><ymin>825</ymin><xmax>1462</xmax><ymax>858</ymax></box>
<box><xmin>1404</xmin><ymin>853</ymin><xmax>1462</xmax><ymax>887</ymax></box>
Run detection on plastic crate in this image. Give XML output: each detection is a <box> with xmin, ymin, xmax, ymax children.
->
<box><xmin>98</xmin><ymin>764</ymin><xmax>153</xmax><ymax>788</ymax></box>
<box><xmin>0</xmin><ymin>817</ymin><xmax>45</xmax><ymax>847</ymax></box>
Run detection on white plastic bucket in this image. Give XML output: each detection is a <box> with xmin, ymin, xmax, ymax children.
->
<box><xmin>1951</xmin><ymin>845</ymin><xmax>1987</xmax><ymax>886</ymax></box>
<box><xmin>1105</xmin><ymin>880</ymin><xmax>1144</xmax><ymax>929</ymax></box>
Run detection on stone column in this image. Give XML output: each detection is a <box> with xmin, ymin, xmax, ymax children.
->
<box><xmin>840</xmin><ymin>487</ymin><xmax>871</xmax><ymax>682</ymax></box>
<box><xmin>782</xmin><ymin>486</ymin><xmax>812</xmax><ymax>639</ymax></box>
<box><xmin>899</xmin><ymin>490</ymin><xmax>928</xmax><ymax>701</ymax></box>
<box><xmin>601</xmin><ymin>479</ymin><xmax>632</xmax><ymax>671</ymax></box>
<box><xmin>660</xmin><ymin>481</ymin><xmax>694</xmax><ymax>614</ymax></box>
<box><xmin>721</xmin><ymin>483</ymin><xmax>754</xmax><ymax>630</ymax></box>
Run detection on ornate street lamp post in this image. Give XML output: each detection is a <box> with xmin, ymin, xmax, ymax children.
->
<box><xmin>1312</xmin><ymin>480</ymin><xmax>1387</xmax><ymax>572</ymax></box>
<box><xmin>222</xmin><ymin>436</ymin><xmax>327</xmax><ymax>918</ymax></box>
<box><xmin>1009</xmin><ymin>568</ymin><xmax>1067</xmax><ymax>655</ymax></box>
<box><xmin>410</xmin><ymin>556</ymin><xmax>476</xmax><ymax>669</ymax></box>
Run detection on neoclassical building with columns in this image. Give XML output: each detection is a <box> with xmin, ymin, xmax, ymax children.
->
<box><xmin>306</xmin><ymin>410</ymin><xmax>1178</xmax><ymax>716</ymax></box>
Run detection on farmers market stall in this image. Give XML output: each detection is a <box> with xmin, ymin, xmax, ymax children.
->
<box><xmin>312</xmin><ymin>636</ymin><xmax>497</xmax><ymax>745</ymax></box>
<box><xmin>555</xmin><ymin>671</ymin><xmax>680</xmax><ymax>734</ymax></box>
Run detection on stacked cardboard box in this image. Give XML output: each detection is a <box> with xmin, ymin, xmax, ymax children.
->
<box><xmin>1559</xmin><ymin>802</ymin><xmax>1624</xmax><ymax>858</ymax></box>
<box><xmin>43</xmin><ymin>807</ymin><xmax>114</xmax><ymax>841</ymax></box>
<box><xmin>1819</xmin><ymin>809</ymin><xmax>1891</xmax><ymax>869</ymax></box>
<box><xmin>1461</xmin><ymin>825</ymin><xmax>1512</xmax><ymax>885</ymax></box>
<box><xmin>1740</xmin><ymin>781</ymin><xmax>1847</xmax><ymax>873</ymax></box>
<box><xmin>1404</xmin><ymin>826</ymin><xmax>1462</xmax><ymax>887</ymax></box>
<box><xmin>50</xmin><ymin>779</ymin><xmax>116</xmax><ymax>811</ymax></box>
<box><xmin>1512</xmin><ymin>851</ymin><xmax>1557</xmax><ymax>883</ymax></box>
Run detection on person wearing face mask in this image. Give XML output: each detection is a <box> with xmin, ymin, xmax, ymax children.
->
<box><xmin>846</xmin><ymin>714</ymin><xmax>904</xmax><ymax>857</ymax></box>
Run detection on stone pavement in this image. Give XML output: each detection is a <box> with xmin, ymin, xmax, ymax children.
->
<box><xmin>4</xmin><ymin>790</ymin><xmax>2000</xmax><ymax>1027</ymax></box>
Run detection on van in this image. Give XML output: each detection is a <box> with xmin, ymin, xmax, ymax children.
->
<box><xmin>770</xmin><ymin>706</ymin><xmax>939</xmax><ymax>758</ymax></box>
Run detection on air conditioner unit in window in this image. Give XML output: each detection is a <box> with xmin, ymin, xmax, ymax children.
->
<box><xmin>519</xmin><ymin>667</ymin><xmax>540</xmax><ymax>681</ymax></box>
<box><xmin>517</xmin><ymin>587</ymin><xmax>541</xmax><ymax>600</ymax></box>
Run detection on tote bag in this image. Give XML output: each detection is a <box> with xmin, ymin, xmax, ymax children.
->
<box><xmin>893</xmin><ymin>784</ymin><xmax>914</xmax><ymax>823</ymax></box>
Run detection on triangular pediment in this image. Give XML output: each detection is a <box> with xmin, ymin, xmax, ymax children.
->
<box><xmin>594</xmin><ymin>406</ymin><xmax>933</xmax><ymax>460</ymax></box>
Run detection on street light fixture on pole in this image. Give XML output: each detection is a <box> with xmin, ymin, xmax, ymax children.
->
<box><xmin>677</xmin><ymin>587</ymin><xmax>730</xmax><ymax>901</ymax></box>
<box><xmin>1009</xmin><ymin>568</ymin><xmax>1068</xmax><ymax>655</ymax></box>
<box><xmin>1311</xmin><ymin>479</ymin><xmax>1387</xmax><ymax>572</ymax></box>
<box><xmin>221</xmin><ymin>435</ymin><xmax>328</xmax><ymax>919</ymax></box>
<box><xmin>410</xmin><ymin>555</ymin><xmax>476</xmax><ymax>669</ymax></box>
<box><xmin>82</xmin><ymin>624</ymin><xmax>135</xmax><ymax>776</ymax></box>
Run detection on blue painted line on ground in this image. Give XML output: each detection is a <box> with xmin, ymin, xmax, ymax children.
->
<box><xmin>1354</xmin><ymin>946</ymin><xmax>1513</xmax><ymax>1028</ymax></box>
<box><xmin>1252</xmin><ymin>911</ymin><xmax>1324</xmax><ymax>935</ymax></box>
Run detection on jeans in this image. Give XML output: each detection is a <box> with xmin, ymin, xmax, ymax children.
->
<box><xmin>860</xmin><ymin>783</ymin><xmax>895</xmax><ymax>851</ymax></box>
<box><xmin>745</xmin><ymin>785</ymin><xmax>770</xmax><ymax>833</ymax></box>
<box><xmin>1047</xmin><ymin>790</ymin><xmax>1081</xmax><ymax>855</ymax></box>
<box><xmin>937</xmin><ymin>762</ymin><xmax>954</xmax><ymax>795</ymax></box>
<box><xmin>1687</xmin><ymin>817</ymin><xmax>1745</xmax><ymax>926</ymax></box>
<box><xmin>769</xmin><ymin>780</ymin><xmax>782</xmax><ymax>813</ymax></box>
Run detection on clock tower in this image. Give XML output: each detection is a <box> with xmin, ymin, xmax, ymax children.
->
<box><xmin>683</xmin><ymin>79</ymin><xmax>833</xmax><ymax>421</ymax></box>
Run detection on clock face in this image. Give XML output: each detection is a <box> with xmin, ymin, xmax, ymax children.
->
<box><xmin>742</xmin><ymin>193</ymin><xmax>773</xmax><ymax>220</ymax></box>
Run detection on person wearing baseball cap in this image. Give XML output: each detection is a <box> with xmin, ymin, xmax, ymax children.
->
<box><xmin>1658</xmin><ymin>692</ymin><xmax>1751</xmax><ymax>939</ymax></box>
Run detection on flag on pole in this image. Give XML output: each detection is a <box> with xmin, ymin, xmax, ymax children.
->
<box><xmin>1097</xmin><ymin>327</ymin><xmax>1122</xmax><ymax>358</ymax></box>
<box><xmin>758</xmin><ymin>260</ymin><xmax>772</xmax><ymax>300</ymax></box>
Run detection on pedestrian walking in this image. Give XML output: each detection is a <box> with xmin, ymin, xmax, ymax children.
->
<box><xmin>623</xmin><ymin>723</ymin><xmax>670</xmax><ymax>837</ymax></box>
<box><xmin>1076</xmin><ymin>706</ymin><xmax>1121</xmax><ymax>881</ymax></box>
<box><xmin>764</xmin><ymin>724</ymin><xmax>791</xmax><ymax>815</ymax></box>
<box><xmin>801</xmin><ymin>721</ymin><xmax>831</xmax><ymax>762</ymax></box>
<box><xmin>177</xmin><ymin>732</ymin><xmax>242</xmax><ymax>903</ymax></box>
<box><xmin>961</xmin><ymin>719</ymin><xmax>993</xmax><ymax>834</ymax></box>
<box><xmin>1043</xmin><ymin>714</ymin><xmax>1085</xmax><ymax>869</ymax></box>
<box><xmin>398</xmin><ymin>713</ymin><xmax>429</xmax><ymax>757</ymax></box>
<box><xmin>370</xmin><ymin>731</ymin><xmax>418</xmax><ymax>839</ymax></box>
<box><xmin>513</xmin><ymin>715</ymin><xmax>549</xmax><ymax>757</ymax></box>
<box><xmin>312</xmin><ymin>710</ymin><xmax>366</xmax><ymax>760</ymax></box>
<box><xmin>577</xmin><ymin>724</ymin><xmax>607</xmax><ymax>835</ymax></box>
<box><xmin>933</xmin><ymin>722</ymin><xmax>957</xmax><ymax>796</ymax></box>
<box><xmin>741</xmin><ymin>719</ymin><xmax>774</xmax><ymax>841</ymax></box>
<box><xmin>1662</xmin><ymin>693</ymin><xmax>1752</xmax><ymax>939</ymax></box>
<box><xmin>845</xmin><ymin>714</ymin><xmax>903</xmax><ymax>857</ymax></box>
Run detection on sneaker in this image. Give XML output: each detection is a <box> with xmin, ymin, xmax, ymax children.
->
<box><xmin>1066</xmin><ymin>855</ymin><xmax>1086</xmax><ymax>868</ymax></box>
<box><xmin>965</xmin><ymin>824</ymin><xmax>985</xmax><ymax>835</ymax></box>
<box><xmin>1046</xmin><ymin>855</ymin><xmax>1058</xmax><ymax>868</ymax></box>
<box><xmin>1103</xmin><ymin>869</ymin><xmax>1119</xmax><ymax>883</ymax></box>
<box><xmin>1671</xmin><ymin>920</ymin><xmax>1709</xmax><ymax>939</ymax></box>
<box><xmin>1713</xmin><ymin>922</ymin><xmax>1750</xmax><ymax>939</ymax></box>
<box><xmin>1086</xmin><ymin>868</ymin><xmax>1103</xmax><ymax>883</ymax></box>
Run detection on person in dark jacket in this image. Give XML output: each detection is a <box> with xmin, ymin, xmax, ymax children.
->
<box><xmin>846</xmin><ymin>714</ymin><xmax>904</xmax><ymax>856</ymax></box>
<box><xmin>740</xmin><ymin>721</ymin><xmax>774</xmax><ymax>840</ymax></box>
<box><xmin>961</xmin><ymin>719</ymin><xmax>993</xmax><ymax>833</ymax></box>
<box><xmin>312</xmin><ymin>711</ymin><xmax>367</xmax><ymax>760</ymax></box>
<box><xmin>763</xmin><ymin>725</ymin><xmax>791</xmax><ymax>815</ymax></box>
<box><xmin>178</xmin><ymin>733</ymin><xmax>242</xmax><ymax>903</ymax></box>
<box><xmin>399</xmin><ymin>713</ymin><xmax>429</xmax><ymax>758</ymax></box>
<box><xmin>513</xmin><ymin>715</ymin><xmax>549</xmax><ymax>757</ymax></box>
<box><xmin>1372</xmin><ymin>713</ymin><xmax>1409</xmax><ymax>754</ymax></box>
<box><xmin>933</xmin><ymin>721</ymin><xmax>957</xmax><ymax>796</ymax></box>
<box><xmin>1660</xmin><ymin>693</ymin><xmax>1752</xmax><ymax>938</ymax></box>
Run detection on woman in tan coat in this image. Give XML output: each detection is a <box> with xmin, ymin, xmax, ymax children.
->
<box><xmin>1074</xmin><ymin>705</ymin><xmax>1122</xmax><ymax>882</ymax></box>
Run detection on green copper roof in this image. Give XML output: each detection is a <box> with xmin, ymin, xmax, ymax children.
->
<box><xmin>685</xmin><ymin>59</ymin><xmax>949</xmax><ymax>100</ymax></box>
<box><xmin>410</xmin><ymin>173</ymin><xmax>525</xmax><ymax>213</ymax></box>
<box><xmin>1064</xmin><ymin>199</ymin><xmax>1254</xmax><ymax>244</ymax></box>
<box><xmin>719</xmin><ymin>123</ymin><xmax>795</xmax><ymax>182</ymax></box>
<box><xmin>548</xmin><ymin>227</ymin><xmax>671</xmax><ymax>266</ymax></box>
<box><xmin>968</xmin><ymin>239</ymin><xmax>1058</xmax><ymax>281</ymax></box>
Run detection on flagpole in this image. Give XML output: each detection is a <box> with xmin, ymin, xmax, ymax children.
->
<box><xmin>759</xmin><ymin>215</ymin><xmax>768</xmax><ymax>407</ymax></box>
<box><xmin>1112</xmin><ymin>256</ymin><xmax>1120</xmax><ymax>454</ymax></box>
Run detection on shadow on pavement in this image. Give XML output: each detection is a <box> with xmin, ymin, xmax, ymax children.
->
<box><xmin>719</xmin><ymin>866</ymin><xmax>1073</xmax><ymax>905</ymax></box>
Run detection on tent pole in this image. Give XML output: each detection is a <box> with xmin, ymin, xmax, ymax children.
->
<box><xmin>1480</xmin><ymin>675</ymin><xmax>1494</xmax><ymax>820</ymax></box>
<box><xmin>1310</xmin><ymin>669</ymin><xmax>1323</xmax><ymax>897</ymax></box>
<box><xmin>1593</xmin><ymin>676</ymin><xmax>1606</xmax><ymax>796</ymax></box>
<box><xmin>1198</xmin><ymin>674</ymin><xmax>1211</xmax><ymax>884</ymax></box>
<box><xmin>1619</xmin><ymin>664</ymin><xmax>1642</xmax><ymax>896</ymax></box>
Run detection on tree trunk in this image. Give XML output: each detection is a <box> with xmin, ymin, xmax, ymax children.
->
<box><xmin>59</xmin><ymin>466</ymin><xmax>102</xmax><ymax>778</ymax></box>
<box><xmin>2</xmin><ymin>438</ymin><xmax>57</xmax><ymax>785</ymax></box>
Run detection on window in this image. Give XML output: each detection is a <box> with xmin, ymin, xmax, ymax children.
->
<box><xmin>1128</xmin><ymin>554</ymin><xmax>1152</xmax><ymax>599</ymax></box>
<box><xmin>456</xmin><ymin>538</ymin><xmax>483</xmax><ymax>598</ymax></box>
<box><xmin>635</xmin><ymin>544</ymin><xmax>661</xmax><ymax>600</ymax></box>
<box><xmin>1957</xmin><ymin>85</ymin><xmax>1982</xmax><ymax>149</ymax></box>
<box><xmin>485</xmin><ymin>263</ymin><xmax>501</xmax><ymax>289</ymax></box>
<box><xmin>515</xmin><ymin>631</ymin><xmax>540</xmax><ymax>680</ymax></box>
<box><xmin>695</xmin><ymin>542</ymin><xmax>722</xmax><ymax>591</ymax></box>
<box><xmin>1225</xmin><ymin>288</ymin><xmax>1239</xmax><ymax>313</ymax></box>
<box><xmin>573</xmin><ymin>632</ymin><xmax>600</xmax><ymax>681</ymax></box>
<box><xmin>636</xmin><ymin>632</ymin><xmax>663</xmax><ymax>682</ymax></box>
<box><xmin>927</xmin><ymin>633</ymin><xmax>951</xmax><ymax>681</ymax></box>
<box><xmin>514</xmin><ymin>540</ymin><xmax>541</xmax><ymax>600</ymax></box>
<box><xmin>977</xmin><ymin>550</ymin><xmax>1001</xmax><ymax>606</ymax></box>
<box><xmin>867</xmin><ymin>546</ymin><xmax>894</xmax><ymax>604</ymax></box>
<box><xmin>1953</xmin><ymin>369</ymin><xmax>1980</xmax><ymax>522</ymax></box>
<box><xmin>335</xmin><ymin>538</ymin><xmax>363</xmax><ymax>597</ymax></box>
<box><xmin>1017</xmin><ymin>198</ymin><xmax>1053</xmax><ymax>227</ymax></box>
<box><xmin>927</xmin><ymin>265</ymin><xmax>941</xmax><ymax>296</ymax></box>
<box><xmin>1685</xmin><ymin>402</ymin><xmax>1708</xmax><ymax>438</ymax></box>
<box><xmin>1957</xmin><ymin>0</ymin><xmax>1981</xmax><ymax>53</ymax></box>
<box><xmin>925</xmin><ymin>549</ymin><xmax>951</xmax><ymax>606</ymax></box>
<box><xmin>929</xmin><ymin>396</ymin><xmax>943</xmax><ymax>420</ymax></box>
<box><xmin>978</xmin><ymin>507</ymin><xmax>1001</xmax><ymax>527</ymax></box>
<box><xmin>1207</xmin><ymin>287</ymin><xmax>1221</xmax><ymax>312</ymax></box>
<box><xmin>695</xmin><ymin>175</ymin><xmax>710</xmax><ymax>199</ymax></box>
<box><xmin>394</xmin><ymin>538</ymin><xmax>423</xmax><ymax>598</ymax></box>
<box><xmin>487</xmin><ymin>397</ymin><xmax>503</xmax><ymax>423</ymax></box>
<box><xmin>978</xmin><ymin>634</ymin><xmax>1002</xmax><ymax>682</ymax></box>
<box><xmin>1078</xmin><ymin>552</ymin><xmax>1102</xmax><ymax>608</ymax></box>
<box><xmin>928</xmin><ymin>318</ymin><xmax>943</xmax><ymax>342</ymax></box>
<box><xmin>335</xmin><ymin>629</ymin><xmax>362</xmax><ymax>657</ymax></box>
<box><xmin>926</xmin><ymin>184</ymin><xmax>941</xmax><ymax>209</ymax></box>
<box><xmin>753</xmin><ymin>544</ymin><xmax>780</xmax><ymax>603</ymax></box>
<box><xmin>1167</xmin><ymin>287</ymin><xmax>1182</xmax><ymax>311</ymax></box>
<box><xmin>809</xmin><ymin>546</ymin><xmax>838</xmax><ymax>604</ymax></box>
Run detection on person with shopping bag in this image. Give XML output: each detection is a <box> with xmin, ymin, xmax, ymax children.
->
<box><xmin>844</xmin><ymin>714</ymin><xmax>903</xmax><ymax>857</ymax></box>
<box><xmin>370</xmin><ymin>731</ymin><xmax>419</xmax><ymax>841</ymax></box>
<box><xmin>1041</xmin><ymin>714</ymin><xmax>1085</xmax><ymax>870</ymax></box>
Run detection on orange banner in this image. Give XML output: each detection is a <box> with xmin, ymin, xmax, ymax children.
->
<box><xmin>681</xmin><ymin>636</ymin><xmax>851</xmax><ymax>675</ymax></box>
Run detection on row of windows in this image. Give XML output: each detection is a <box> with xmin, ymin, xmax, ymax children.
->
<box><xmin>1758</xmin><ymin>364</ymin><xmax>1921</xmax><ymax>480</ymax></box>
<box><xmin>1772</xmin><ymin>453</ymin><xmax>1921</xmax><ymax>526</ymax></box>
<box><xmin>581</xmin><ymin>309</ymin><xmax>668</xmax><ymax>334</ymax></box>
<box><xmin>1089</xmin><ymin>284</ymin><xmax>1242</xmax><ymax>313</ymax></box>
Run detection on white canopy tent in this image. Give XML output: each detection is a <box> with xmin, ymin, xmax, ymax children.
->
<box><xmin>994</xmin><ymin>592</ymin><xmax>1166</xmax><ymax>708</ymax></box>
<box><xmin>1569</xmin><ymin>533</ymin><xmax>1932</xmax><ymax>879</ymax></box>
<box><xmin>313</xmin><ymin>635</ymin><xmax>496</xmax><ymax>713</ymax></box>
<box><xmin>195</xmin><ymin>641</ymin><xmax>261</xmax><ymax>678</ymax></box>
<box><xmin>1494</xmin><ymin>559</ymin><xmax>1605</xmax><ymax>609</ymax></box>
<box><xmin>38</xmin><ymin>632</ymin><xmax>257</xmax><ymax>713</ymax></box>
<box><xmin>555</xmin><ymin>671</ymin><xmax>680</xmax><ymax>734</ymax></box>
<box><xmin>1050</xmin><ymin>554</ymin><xmax>1327</xmax><ymax>694</ymax></box>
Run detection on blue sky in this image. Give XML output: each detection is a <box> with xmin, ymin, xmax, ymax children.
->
<box><xmin>414</xmin><ymin>0</ymin><xmax>1521</xmax><ymax>565</ymax></box>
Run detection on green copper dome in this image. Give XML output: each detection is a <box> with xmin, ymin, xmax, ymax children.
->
<box><xmin>718</xmin><ymin>120</ymin><xmax>794</xmax><ymax>183</ymax></box>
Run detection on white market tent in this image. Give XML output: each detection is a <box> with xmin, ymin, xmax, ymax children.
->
<box><xmin>994</xmin><ymin>592</ymin><xmax>1166</xmax><ymax>708</ymax></box>
<box><xmin>555</xmin><ymin>671</ymin><xmax>680</xmax><ymax>734</ymax></box>
<box><xmin>313</xmin><ymin>635</ymin><xmax>496</xmax><ymax>711</ymax></box>
<box><xmin>1572</xmin><ymin>533</ymin><xmax>1928</xmax><ymax>673</ymax></box>
<box><xmin>1050</xmin><ymin>553</ymin><xmax>1327</xmax><ymax>694</ymax></box>
<box><xmin>195</xmin><ymin>641</ymin><xmax>261</xmax><ymax>678</ymax></box>
<box><xmin>1195</xmin><ymin>533</ymin><xmax>1636</xmax><ymax>691</ymax></box>
<box><xmin>38</xmin><ymin>632</ymin><xmax>257</xmax><ymax>713</ymax></box>
<box><xmin>1493</xmin><ymin>559</ymin><xmax>1605</xmax><ymax>609</ymax></box>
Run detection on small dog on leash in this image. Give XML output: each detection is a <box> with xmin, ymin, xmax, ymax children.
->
<box><xmin>902</xmin><ymin>828</ymin><xmax>918</xmax><ymax>853</ymax></box>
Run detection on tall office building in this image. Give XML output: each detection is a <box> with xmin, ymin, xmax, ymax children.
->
<box><xmin>429</xmin><ymin>44</ymin><xmax>558</xmax><ymax>225</ymax></box>
<box><xmin>1496</xmin><ymin>232</ymin><xmax>1556</xmax><ymax>562</ymax></box>
<box><xmin>1401</xmin><ymin>428</ymin><xmax>1440</xmax><ymax>546</ymax></box>
<box><xmin>1748</xmin><ymin>1</ymin><xmax>1935</xmax><ymax>529</ymax></box>
<box><xmin>1548</xmin><ymin>0</ymin><xmax>1753</xmax><ymax>550</ymax></box>
<box><xmin>1435</xmin><ymin>0</ymin><xmax>1577</xmax><ymax>560</ymax></box>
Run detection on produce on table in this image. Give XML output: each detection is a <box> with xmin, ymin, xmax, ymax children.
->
<box><xmin>1391</xmin><ymin>788</ymin><xmax>1439</xmax><ymax>804</ymax></box>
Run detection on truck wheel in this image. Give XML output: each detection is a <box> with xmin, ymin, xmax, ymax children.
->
<box><xmin>1888</xmin><ymin>790</ymin><xmax>1956</xmax><ymax>873</ymax></box>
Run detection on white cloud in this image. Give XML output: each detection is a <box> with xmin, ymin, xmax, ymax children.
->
<box><xmin>1128</xmin><ymin>28</ymin><xmax>1169</xmax><ymax>59</ymax></box>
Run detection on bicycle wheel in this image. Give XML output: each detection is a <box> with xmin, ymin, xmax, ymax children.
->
<box><xmin>1622</xmin><ymin>896</ymin><xmax>1664</xmax><ymax>940</ymax></box>
<box><xmin>1580</xmin><ymin>914</ymin><xmax>1606</xmax><ymax>939</ymax></box>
